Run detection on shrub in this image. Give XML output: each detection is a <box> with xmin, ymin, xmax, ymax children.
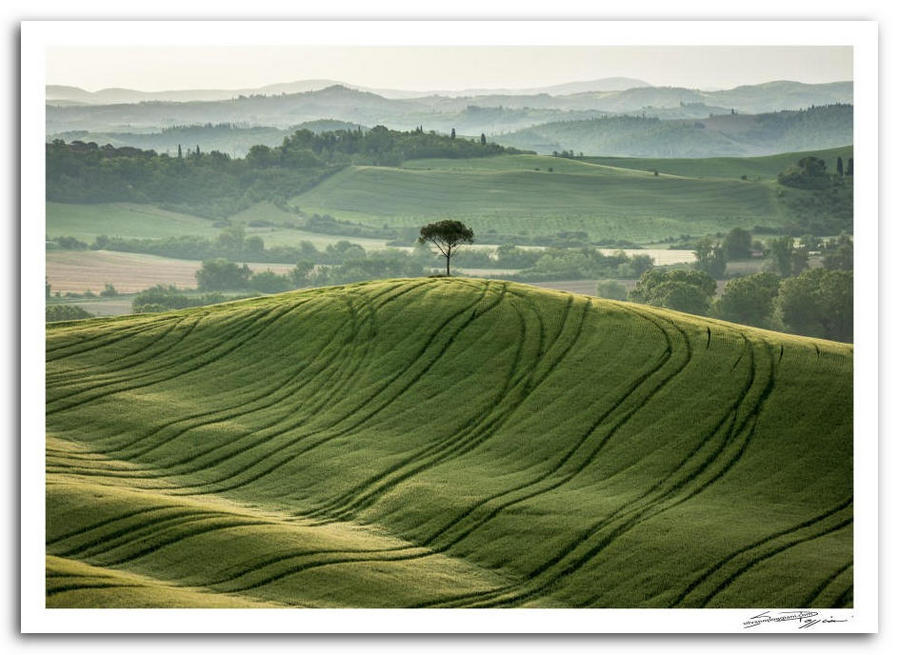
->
<box><xmin>47</xmin><ymin>305</ymin><xmax>93</xmax><ymax>322</ymax></box>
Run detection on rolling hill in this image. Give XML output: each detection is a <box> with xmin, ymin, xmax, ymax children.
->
<box><xmin>582</xmin><ymin>146</ymin><xmax>853</xmax><ymax>180</ymax></box>
<box><xmin>46</xmin><ymin>279</ymin><xmax>853</xmax><ymax>608</ymax></box>
<box><xmin>47</xmin><ymin>145</ymin><xmax>852</xmax><ymax>249</ymax></box>
<box><xmin>496</xmin><ymin>105</ymin><xmax>853</xmax><ymax>157</ymax></box>
<box><xmin>46</xmin><ymin>80</ymin><xmax>853</xmax><ymax>141</ymax></box>
<box><xmin>45</xmin><ymin>77</ymin><xmax>653</xmax><ymax>105</ymax></box>
<box><xmin>290</xmin><ymin>154</ymin><xmax>785</xmax><ymax>242</ymax></box>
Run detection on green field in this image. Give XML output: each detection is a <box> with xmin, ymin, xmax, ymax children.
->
<box><xmin>46</xmin><ymin>202</ymin><xmax>221</xmax><ymax>241</ymax></box>
<box><xmin>582</xmin><ymin>146</ymin><xmax>853</xmax><ymax>180</ymax></box>
<box><xmin>290</xmin><ymin>157</ymin><xmax>786</xmax><ymax>242</ymax></box>
<box><xmin>46</xmin><ymin>279</ymin><xmax>852</xmax><ymax>608</ymax></box>
<box><xmin>48</xmin><ymin>148</ymin><xmax>851</xmax><ymax>250</ymax></box>
<box><xmin>47</xmin><ymin>201</ymin><xmax>398</xmax><ymax>250</ymax></box>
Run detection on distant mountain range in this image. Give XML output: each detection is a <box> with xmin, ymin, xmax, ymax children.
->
<box><xmin>45</xmin><ymin>77</ymin><xmax>652</xmax><ymax>105</ymax></box>
<box><xmin>45</xmin><ymin>78</ymin><xmax>853</xmax><ymax>158</ymax></box>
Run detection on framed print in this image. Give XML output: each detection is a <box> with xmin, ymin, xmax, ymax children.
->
<box><xmin>20</xmin><ymin>19</ymin><xmax>878</xmax><ymax>633</ymax></box>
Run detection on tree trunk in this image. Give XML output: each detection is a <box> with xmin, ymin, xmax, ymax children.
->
<box><xmin>445</xmin><ymin>253</ymin><xmax>450</xmax><ymax>276</ymax></box>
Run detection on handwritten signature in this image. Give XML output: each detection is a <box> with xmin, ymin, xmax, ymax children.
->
<box><xmin>743</xmin><ymin>610</ymin><xmax>849</xmax><ymax>630</ymax></box>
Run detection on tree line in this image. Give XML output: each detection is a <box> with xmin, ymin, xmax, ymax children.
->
<box><xmin>46</xmin><ymin>127</ymin><xmax>527</xmax><ymax>218</ymax></box>
<box><xmin>604</xmin><ymin>234</ymin><xmax>853</xmax><ymax>342</ymax></box>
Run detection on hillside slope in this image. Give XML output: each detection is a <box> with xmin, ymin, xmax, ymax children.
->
<box><xmin>582</xmin><ymin>146</ymin><xmax>853</xmax><ymax>180</ymax></box>
<box><xmin>46</xmin><ymin>279</ymin><xmax>853</xmax><ymax>608</ymax></box>
<box><xmin>290</xmin><ymin>157</ymin><xmax>784</xmax><ymax>242</ymax></box>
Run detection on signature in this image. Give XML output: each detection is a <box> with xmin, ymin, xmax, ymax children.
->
<box><xmin>743</xmin><ymin>610</ymin><xmax>850</xmax><ymax>630</ymax></box>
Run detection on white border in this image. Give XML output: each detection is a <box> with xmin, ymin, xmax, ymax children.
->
<box><xmin>21</xmin><ymin>20</ymin><xmax>878</xmax><ymax>634</ymax></box>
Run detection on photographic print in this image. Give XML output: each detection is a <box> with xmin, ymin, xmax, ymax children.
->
<box><xmin>21</xmin><ymin>21</ymin><xmax>878</xmax><ymax>633</ymax></box>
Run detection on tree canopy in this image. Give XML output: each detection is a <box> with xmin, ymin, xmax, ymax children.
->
<box><xmin>776</xmin><ymin>268</ymin><xmax>853</xmax><ymax>342</ymax></box>
<box><xmin>418</xmin><ymin>220</ymin><xmax>475</xmax><ymax>276</ymax></box>
<box><xmin>628</xmin><ymin>268</ymin><xmax>717</xmax><ymax>316</ymax></box>
<box><xmin>714</xmin><ymin>272</ymin><xmax>781</xmax><ymax>328</ymax></box>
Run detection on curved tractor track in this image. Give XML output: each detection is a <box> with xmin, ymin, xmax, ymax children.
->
<box><xmin>45</xmin><ymin>278</ymin><xmax>853</xmax><ymax>608</ymax></box>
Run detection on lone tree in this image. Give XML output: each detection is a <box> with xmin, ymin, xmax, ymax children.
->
<box><xmin>418</xmin><ymin>220</ymin><xmax>474</xmax><ymax>276</ymax></box>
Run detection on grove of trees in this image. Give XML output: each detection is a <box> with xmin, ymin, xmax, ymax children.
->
<box><xmin>629</xmin><ymin>269</ymin><xmax>717</xmax><ymax>316</ymax></box>
<box><xmin>47</xmin><ymin>128</ymin><xmax>526</xmax><ymax>218</ymax></box>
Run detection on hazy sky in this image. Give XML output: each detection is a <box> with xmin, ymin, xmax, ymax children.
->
<box><xmin>46</xmin><ymin>46</ymin><xmax>852</xmax><ymax>92</ymax></box>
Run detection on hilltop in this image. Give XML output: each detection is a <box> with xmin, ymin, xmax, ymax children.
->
<box><xmin>46</xmin><ymin>279</ymin><xmax>852</xmax><ymax>608</ymax></box>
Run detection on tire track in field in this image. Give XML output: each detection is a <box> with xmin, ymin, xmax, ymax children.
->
<box><xmin>46</xmin><ymin>284</ymin><xmax>853</xmax><ymax>608</ymax></box>
<box><xmin>46</xmin><ymin>505</ymin><xmax>173</xmax><ymax>546</ymax></box>
<box><xmin>46</xmin><ymin>317</ymin><xmax>175</xmax><ymax>359</ymax></box>
<box><xmin>45</xmin><ymin>314</ymin><xmax>193</xmax><ymax>370</ymax></box>
<box><xmin>300</xmin><ymin>292</ymin><xmax>574</xmax><ymax>522</ymax></box>
<box><xmin>82</xmin><ymin>518</ymin><xmax>273</xmax><ymax>568</ymax></box>
<box><xmin>193</xmin><ymin>543</ymin><xmax>414</xmax><ymax>589</ymax></box>
<box><xmin>414</xmin><ymin>303</ymin><xmax>685</xmax><ymax>554</ymax></box>
<box><xmin>203</xmin><ymin>300</ymin><xmax>665</xmax><ymax>608</ymax></box>
<box><xmin>46</xmin><ymin>571</ymin><xmax>116</xmax><ymax>580</ymax></box>
<box><xmin>115</xmin><ymin>286</ymin><xmax>380</xmax><ymax>461</ymax></box>
<box><xmin>271</xmin><ymin>303</ymin><xmax>687</xmax><ymax>609</ymax></box>
<box><xmin>46</xmin><ymin>299</ymin><xmax>306</xmax><ymax>416</ymax></box>
<box><xmin>410</xmin><ymin>307</ymin><xmax>693</xmax><ymax>608</ymax></box>
<box><xmin>568</xmin><ymin>344</ymin><xmax>800</xmax><ymax>608</ymax></box>
<box><xmin>476</xmin><ymin>338</ymin><xmax>775</xmax><ymax>608</ymax></box>
<box><xmin>46</xmin><ymin>313</ymin><xmax>196</xmax><ymax>386</ymax></box>
<box><xmin>669</xmin><ymin>497</ymin><xmax>853</xmax><ymax>607</ymax></box>
<box><xmin>46</xmin><ymin>582</ymin><xmax>145</xmax><ymax>597</ymax></box>
<box><xmin>302</xmin><ymin>289</ymin><xmax>548</xmax><ymax>522</ymax></box>
<box><xmin>312</xmin><ymin>297</ymin><xmax>654</xmax><ymax>527</ymax></box>
<box><xmin>425</xmin><ymin>320</ymin><xmax>767</xmax><ymax>608</ymax></box>
<box><xmin>44</xmin><ymin>286</ymin><xmax>376</xmax><ymax>477</ymax></box>
<box><xmin>91</xmin><ymin>280</ymin><xmax>444</xmax><ymax>481</ymax></box>
<box><xmin>163</xmin><ymin>281</ymin><xmax>499</xmax><ymax>496</ymax></box>
<box><xmin>834</xmin><ymin>584</ymin><xmax>853</xmax><ymax>608</ymax></box>
<box><xmin>310</xmin><ymin>294</ymin><xmax>533</xmax><ymax>519</ymax></box>
<box><xmin>46</xmin><ymin>301</ymin><xmax>284</xmax><ymax>407</ymax></box>
<box><xmin>801</xmin><ymin>561</ymin><xmax>853</xmax><ymax>608</ymax></box>
<box><xmin>697</xmin><ymin>515</ymin><xmax>853</xmax><ymax>607</ymax></box>
<box><xmin>215</xmin><ymin>546</ymin><xmax>436</xmax><ymax>596</ymax></box>
<box><xmin>56</xmin><ymin>282</ymin><xmax>477</xmax><ymax>486</ymax></box>
<box><xmin>72</xmin><ymin>293</ymin><xmax>357</xmax><ymax>457</ymax></box>
<box><xmin>51</xmin><ymin>510</ymin><xmax>238</xmax><ymax>559</ymax></box>
<box><xmin>112</xmin><ymin>280</ymin><xmax>432</xmax><ymax>468</ymax></box>
<box><xmin>166</xmin><ymin>280</ymin><xmax>497</xmax><ymax>496</ymax></box>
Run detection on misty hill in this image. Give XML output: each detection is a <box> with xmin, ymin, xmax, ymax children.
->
<box><xmin>46</xmin><ymin>279</ymin><xmax>852</xmax><ymax>608</ymax></box>
<box><xmin>495</xmin><ymin>104</ymin><xmax>852</xmax><ymax>157</ymax></box>
<box><xmin>423</xmin><ymin>77</ymin><xmax>652</xmax><ymax>97</ymax></box>
<box><xmin>47</xmin><ymin>80</ymin><xmax>853</xmax><ymax>139</ymax></box>
<box><xmin>46</xmin><ymin>77</ymin><xmax>652</xmax><ymax>105</ymax></box>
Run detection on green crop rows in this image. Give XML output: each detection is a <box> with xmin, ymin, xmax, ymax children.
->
<box><xmin>46</xmin><ymin>278</ymin><xmax>853</xmax><ymax>608</ymax></box>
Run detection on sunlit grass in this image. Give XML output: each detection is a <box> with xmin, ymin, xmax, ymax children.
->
<box><xmin>46</xmin><ymin>278</ymin><xmax>853</xmax><ymax>608</ymax></box>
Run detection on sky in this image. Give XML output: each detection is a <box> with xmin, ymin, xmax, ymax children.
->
<box><xmin>45</xmin><ymin>45</ymin><xmax>852</xmax><ymax>92</ymax></box>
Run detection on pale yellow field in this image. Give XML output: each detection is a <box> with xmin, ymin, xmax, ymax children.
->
<box><xmin>46</xmin><ymin>250</ymin><xmax>294</xmax><ymax>294</ymax></box>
